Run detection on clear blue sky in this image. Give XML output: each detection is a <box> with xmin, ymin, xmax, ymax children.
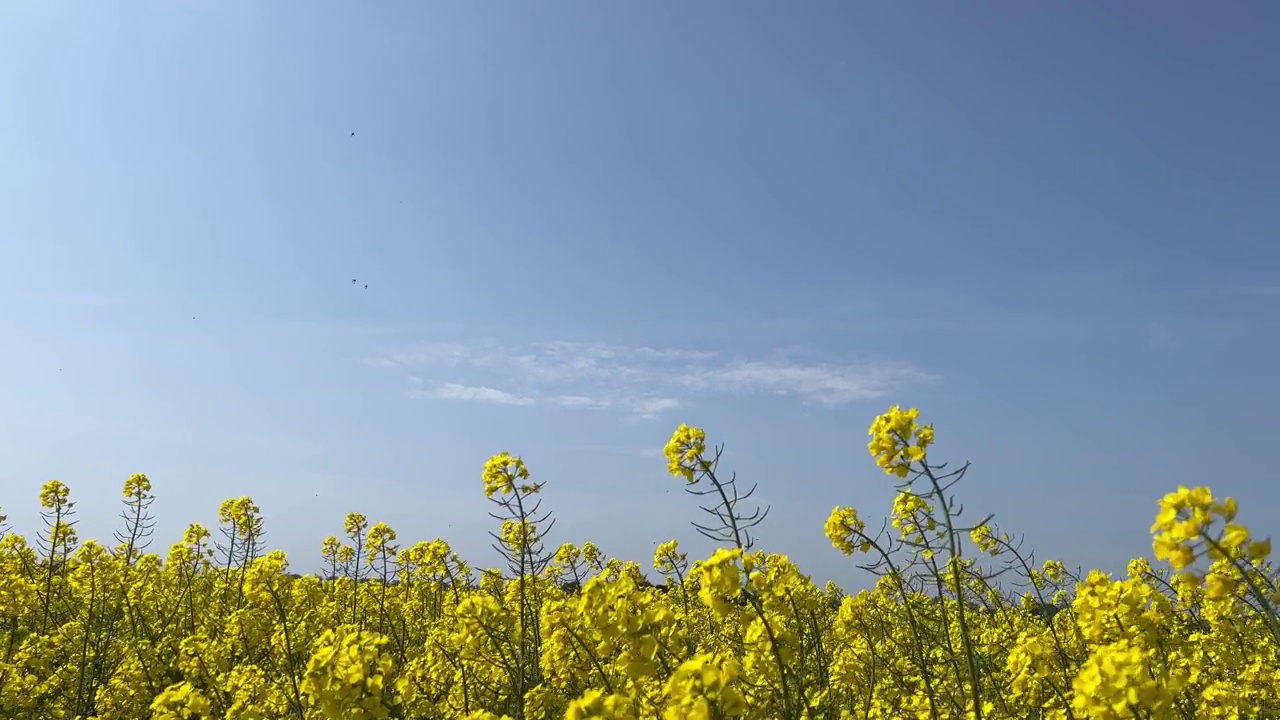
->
<box><xmin>2</xmin><ymin>2</ymin><xmax>1277</xmax><ymax>587</ymax></box>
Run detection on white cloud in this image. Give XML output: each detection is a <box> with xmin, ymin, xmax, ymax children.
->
<box><xmin>625</xmin><ymin>397</ymin><xmax>681</xmax><ymax>419</ymax></box>
<box><xmin>369</xmin><ymin>340</ymin><xmax>933</xmax><ymax>418</ymax></box>
<box><xmin>361</xmin><ymin>343</ymin><xmax>476</xmax><ymax>369</ymax></box>
<box><xmin>16</xmin><ymin>292</ymin><xmax>130</xmax><ymax>306</ymax></box>
<box><xmin>683</xmin><ymin>360</ymin><xmax>928</xmax><ymax>405</ymax></box>
<box><xmin>408</xmin><ymin>383</ymin><xmax>534</xmax><ymax>406</ymax></box>
<box><xmin>545</xmin><ymin>394</ymin><xmax>611</xmax><ymax>409</ymax></box>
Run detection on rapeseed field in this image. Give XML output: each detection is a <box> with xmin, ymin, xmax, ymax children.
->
<box><xmin>0</xmin><ymin>407</ymin><xmax>1275</xmax><ymax>719</ymax></box>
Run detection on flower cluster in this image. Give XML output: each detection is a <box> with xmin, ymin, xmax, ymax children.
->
<box><xmin>663</xmin><ymin>423</ymin><xmax>707</xmax><ymax>483</ymax></box>
<box><xmin>867</xmin><ymin>405</ymin><xmax>935</xmax><ymax>478</ymax></box>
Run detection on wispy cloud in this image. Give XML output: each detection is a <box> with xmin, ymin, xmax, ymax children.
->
<box><xmin>624</xmin><ymin>397</ymin><xmax>681</xmax><ymax>419</ymax></box>
<box><xmin>15</xmin><ymin>292</ymin><xmax>131</xmax><ymax>306</ymax></box>
<box><xmin>677</xmin><ymin>360</ymin><xmax>927</xmax><ymax>406</ymax></box>
<box><xmin>362</xmin><ymin>343</ymin><xmax>474</xmax><ymax>369</ymax></box>
<box><xmin>365</xmin><ymin>340</ymin><xmax>934</xmax><ymax>418</ymax></box>
<box><xmin>407</xmin><ymin>383</ymin><xmax>534</xmax><ymax>406</ymax></box>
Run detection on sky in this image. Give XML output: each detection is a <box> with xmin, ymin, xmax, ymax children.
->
<box><xmin>1</xmin><ymin>1</ymin><xmax>1278</xmax><ymax>589</ymax></box>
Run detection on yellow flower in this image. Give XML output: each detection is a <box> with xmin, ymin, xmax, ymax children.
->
<box><xmin>1221</xmin><ymin>522</ymin><xmax>1250</xmax><ymax>550</ymax></box>
<box><xmin>1203</xmin><ymin>572</ymin><xmax>1237</xmax><ymax>601</ymax></box>
<box><xmin>1247</xmin><ymin>537</ymin><xmax>1271</xmax><ymax>562</ymax></box>
<box><xmin>693</xmin><ymin>548</ymin><xmax>743</xmax><ymax>617</ymax></box>
<box><xmin>300</xmin><ymin>625</ymin><xmax>395</xmax><ymax>720</ymax></box>
<box><xmin>824</xmin><ymin>507</ymin><xmax>870</xmax><ymax>556</ymax></box>
<box><xmin>664</xmin><ymin>424</ymin><xmax>707</xmax><ymax>483</ymax></box>
<box><xmin>482</xmin><ymin>451</ymin><xmax>529</xmax><ymax>497</ymax></box>
<box><xmin>566</xmin><ymin>688</ymin><xmax>638</xmax><ymax>720</ymax></box>
<box><xmin>867</xmin><ymin>405</ymin><xmax>933</xmax><ymax>478</ymax></box>
<box><xmin>662</xmin><ymin>653</ymin><xmax>747</xmax><ymax>720</ymax></box>
<box><xmin>344</xmin><ymin>512</ymin><xmax>369</xmax><ymax>537</ymax></box>
<box><xmin>122</xmin><ymin>472</ymin><xmax>152</xmax><ymax>498</ymax></box>
<box><xmin>39</xmin><ymin>479</ymin><xmax>71</xmax><ymax>509</ymax></box>
<box><xmin>970</xmin><ymin>523</ymin><xmax>1000</xmax><ymax>556</ymax></box>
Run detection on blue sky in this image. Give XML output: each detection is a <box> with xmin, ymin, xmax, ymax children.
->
<box><xmin>1</xmin><ymin>2</ymin><xmax>1278</xmax><ymax>588</ymax></box>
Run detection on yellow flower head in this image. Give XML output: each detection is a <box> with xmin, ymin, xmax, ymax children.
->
<box><xmin>693</xmin><ymin>548</ymin><xmax>743</xmax><ymax>617</ymax></box>
<box><xmin>662</xmin><ymin>653</ymin><xmax>747</xmax><ymax>720</ymax></box>
<box><xmin>824</xmin><ymin>506</ymin><xmax>870</xmax><ymax>556</ymax></box>
<box><xmin>554</xmin><ymin>542</ymin><xmax>581</xmax><ymax>566</ymax></box>
<box><xmin>566</xmin><ymin>688</ymin><xmax>638</xmax><ymax>720</ymax></box>
<box><xmin>654</xmin><ymin>539</ymin><xmax>688</xmax><ymax>575</ymax></box>
<box><xmin>122</xmin><ymin>473</ymin><xmax>152</xmax><ymax>499</ymax></box>
<box><xmin>482</xmin><ymin>451</ymin><xmax>530</xmax><ymax>497</ymax></box>
<box><xmin>344</xmin><ymin>512</ymin><xmax>368</xmax><ymax>538</ymax></box>
<box><xmin>664</xmin><ymin>424</ymin><xmax>707</xmax><ymax>483</ymax></box>
<box><xmin>867</xmin><ymin>406</ymin><xmax>934</xmax><ymax>478</ymax></box>
<box><xmin>970</xmin><ymin>523</ymin><xmax>1000</xmax><ymax>556</ymax></box>
<box><xmin>500</xmin><ymin>518</ymin><xmax>537</xmax><ymax>550</ymax></box>
<box><xmin>365</xmin><ymin>522</ymin><xmax>398</xmax><ymax>555</ymax></box>
<box><xmin>39</xmin><ymin>480</ymin><xmax>71</xmax><ymax>510</ymax></box>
